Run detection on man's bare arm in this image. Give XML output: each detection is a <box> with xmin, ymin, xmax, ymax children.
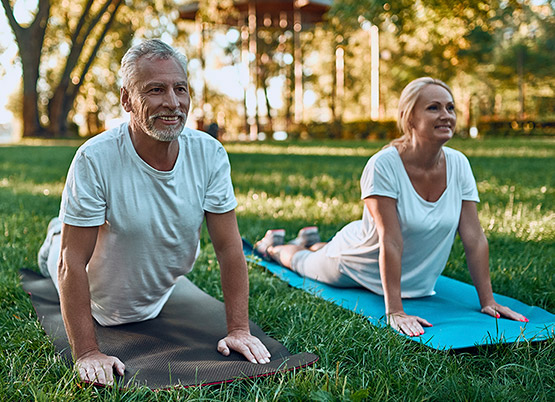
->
<box><xmin>58</xmin><ymin>223</ymin><xmax>125</xmax><ymax>385</ymax></box>
<box><xmin>205</xmin><ymin>210</ymin><xmax>271</xmax><ymax>364</ymax></box>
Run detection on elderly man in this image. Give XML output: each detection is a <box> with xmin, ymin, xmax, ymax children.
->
<box><xmin>38</xmin><ymin>39</ymin><xmax>270</xmax><ymax>385</ymax></box>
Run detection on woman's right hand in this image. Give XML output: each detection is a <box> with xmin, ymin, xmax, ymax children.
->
<box><xmin>387</xmin><ymin>312</ymin><xmax>433</xmax><ymax>337</ymax></box>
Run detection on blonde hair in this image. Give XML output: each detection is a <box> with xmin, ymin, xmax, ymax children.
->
<box><xmin>387</xmin><ymin>77</ymin><xmax>454</xmax><ymax>151</ymax></box>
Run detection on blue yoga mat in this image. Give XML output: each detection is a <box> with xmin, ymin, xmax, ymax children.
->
<box><xmin>243</xmin><ymin>240</ymin><xmax>554</xmax><ymax>350</ymax></box>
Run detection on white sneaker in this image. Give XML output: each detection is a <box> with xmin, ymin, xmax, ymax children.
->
<box><xmin>288</xmin><ymin>226</ymin><xmax>320</xmax><ymax>248</ymax></box>
<box><xmin>37</xmin><ymin>217</ymin><xmax>62</xmax><ymax>277</ymax></box>
<box><xmin>254</xmin><ymin>229</ymin><xmax>285</xmax><ymax>257</ymax></box>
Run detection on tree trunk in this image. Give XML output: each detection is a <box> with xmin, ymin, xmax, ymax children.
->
<box><xmin>1</xmin><ymin>0</ymin><xmax>50</xmax><ymax>137</ymax></box>
<box><xmin>517</xmin><ymin>46</ymin><xmax>526</xmax><ymax>121</ymax></box>
<box><xmin>261</xmin><ymin>75</ymin><xmax>273</xmax><ymax>133</ymax></box>
<box><xmin>48</xmin><ymin>82</ymin><xmax>77</xmax><ymax>137</ymax></box>
<box><xmin>20</xmin><ymin>42</ymin><xmax>45</xmax><ymax>137</ymax></box>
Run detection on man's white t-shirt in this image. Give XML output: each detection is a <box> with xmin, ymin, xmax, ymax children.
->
<box><xmin>326</xmin><ymin>146</ymin><xmax>480</xmax><ymax>298</ymax></box>
<box><xmin>59</xmin><ymin>123</ymin><xmax>237</xmax><ymax>326</ymax></box>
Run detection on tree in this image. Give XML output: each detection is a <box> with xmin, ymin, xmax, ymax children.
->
<box><xmin>1</xmin><ymin>0</ymin><xmax>124</xmax><ymax>137</ymax></box>
<box><xmin>325</xmin><ymin>0</ymin><xmax>554</xmax><ymax>127</ymax></box>
<box><xmin>1</xmin><ymin>0</ymin><xmax>50</xmax><ymax>137</ymax></box>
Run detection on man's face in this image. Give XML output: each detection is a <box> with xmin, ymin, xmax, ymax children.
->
<box><xmin>123</xmin><ymin>56</ymin><xmax>191</xmax><ymax>142</ymax></box>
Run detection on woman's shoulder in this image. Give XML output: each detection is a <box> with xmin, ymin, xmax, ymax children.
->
<box><xmin>443</xmin><ymin>146</ymin><xmax>469</xmax><ymax>159</ymax></box>
<box><xmin>443</xmin><ymin>146</ymin><xmax>472</xmax><ymax>167</ymax></box>
<box><xmin>366</xmin><ymin>146</ymin><xmax>399</xmax><ymax>169</ymax></box>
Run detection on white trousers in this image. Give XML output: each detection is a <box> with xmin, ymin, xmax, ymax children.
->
<box><xmin>37</xmin><ymin>218</ymin><xmax>62</xmax><ymax>293</ymax></box>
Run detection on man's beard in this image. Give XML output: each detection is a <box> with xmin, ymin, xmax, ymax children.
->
<box><xmin>142</xmin><ymin>110</ymin><xmax>187</xmax><ymax>142</ymax></box>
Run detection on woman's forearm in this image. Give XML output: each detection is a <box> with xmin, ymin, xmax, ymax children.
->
<box><xmin>463</xmin><ymin>232</ymin><xmax>495</xmax><ymax>307</ymax></box>
<box><xmin>379</xmin><ymin>241</ymin><xmax>404</xmax><ymax>314</ymax></box>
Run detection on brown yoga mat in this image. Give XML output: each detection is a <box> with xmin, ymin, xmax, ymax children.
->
<box><xmin>20</xmin><ymin>269</ymin><xmax>318</xmax><ymax>389</ymax></box>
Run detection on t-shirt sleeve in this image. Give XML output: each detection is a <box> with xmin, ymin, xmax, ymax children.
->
<box><xmin>360</xmin><ymin>151</ymin><xmax>399</xmax><ymax>200</ymax></box>
<box><xmin>457</xmin><ymin>152</ymin><xmax>480</xmax><ymax>202</ymax></box>
<box><xmin>203</xmin><ymin>145</ymin><xmax>238</xmax><ymax>213</ymax></box>
<box><xmin>59</xmin><ymin>150</ymin><xmax>107</xmax><ymax>227</ymax></box>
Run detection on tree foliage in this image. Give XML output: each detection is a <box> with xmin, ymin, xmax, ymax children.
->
<box><xmin>323</xmin><ymin>0</ymin><xmax>555</xmax><ymax>127</ymax></box>
<box><xmin>1</xmin><ymin>0</ymin><xmax>177</xmax><ymax>137</ymax></box>
<box><xmin>2</xmin><ymin>0</ymin><xmax>553</xmax><ymax>139</ymax></box>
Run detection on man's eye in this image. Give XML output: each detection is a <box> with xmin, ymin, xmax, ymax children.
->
<box><xmin>176</xmin><ymin>87</ymin><xmax>187</xmax><ymax>93</ymax></box>
<box><xmin>150</xmin><ymin>88</ymin><xmax>162</xmax><ymax>93</ymax></box>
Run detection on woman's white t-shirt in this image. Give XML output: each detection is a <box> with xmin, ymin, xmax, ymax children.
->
<box><xmin>59</xmin><ymin>123</ymin><xmax>237</xmax><ymax>325</ymax></box>
<box><xmin>325</xmin><ymin>146</ymin><xmax>479</xmax><ymax>298</ymax></box>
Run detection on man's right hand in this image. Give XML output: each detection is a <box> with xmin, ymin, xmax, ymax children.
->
<box><xmin>75</xmin><ymin>350</ymin><xmax>125</xmax><ymax>386</ymax></box>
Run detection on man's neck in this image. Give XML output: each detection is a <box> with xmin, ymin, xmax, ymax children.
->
<box><xmin>128</xmin><ymin>125</ymin><xmax>179</xmax><ymax>171</ymax></box>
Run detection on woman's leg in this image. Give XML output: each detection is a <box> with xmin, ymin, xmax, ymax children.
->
<box><xmin>273</xmin><ymin>243</ymin><xmax>361</xmax><ymax>288</ymax></box>
<box><xmin>266</xmin><ymin>244</ymin><xmax>306</xmax><ymax>268</ymax></box>
<box><xmin>308</xmin><ymin>242</ymin><xmax>327</xmax><ymax>251</ymax></box>
<box><xmin>267</xmin><ymin>241</ymin><xmax>327</xmax><ymax>266</ymax></box>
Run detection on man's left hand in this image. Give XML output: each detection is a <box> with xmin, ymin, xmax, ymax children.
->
<box><xmin>217</xmin><ymin>329</ymin><xmax>271</xmax><ymax>364</ymax></box>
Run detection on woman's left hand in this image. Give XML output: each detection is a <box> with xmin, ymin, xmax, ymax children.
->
<box><xmin>480</xmin><ymin>302</ymin><xmax>529</xmax><ymax>323</ymax></box>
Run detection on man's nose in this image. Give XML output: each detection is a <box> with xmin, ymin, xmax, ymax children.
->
<box><xmin>163</xmin><ymin>90</ymin><xmax>180</xmax><ymax>109</ymax></box>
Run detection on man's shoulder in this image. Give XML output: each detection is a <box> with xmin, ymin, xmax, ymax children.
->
<box><xmin>179</xmin><ymin>127</ymin><xmax>225</xmax><ymax>152</ymax></box>
<box><xmin>77</xmin><ymin>123</ymin><xmax>127</xmax><ymax>157</ymax></box>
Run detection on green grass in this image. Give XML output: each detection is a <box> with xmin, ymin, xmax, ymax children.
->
<box><xmin>1</xmin><ymin>138</ymin><xmax>554</xmax><ymax>400</ymax></box>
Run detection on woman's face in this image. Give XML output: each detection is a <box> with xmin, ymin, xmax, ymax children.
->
<box><xmin>409</xmin><ymin>84</ymin><xmax>456</xmax><ymax>145</ymax></box>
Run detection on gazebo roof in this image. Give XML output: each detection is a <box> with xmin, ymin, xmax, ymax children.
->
<box><xmin>179</xmin><ymin>0</ymin><xmax>332</xmax><ymax>28</ymax></box>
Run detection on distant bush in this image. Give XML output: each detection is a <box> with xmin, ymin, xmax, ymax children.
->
<box><xmin>282</xmin><ymin>119</ymin><xmax>555</xmax><ymax>141</ymax></box>
<box><xmin>288</xmin><ymin>120</ymin><xmax>398</xmax><ymax>140</ymax></box>
<box><xmin>476</xmin><ymin>120</ymin><xmax>555</xmax><ymax>137</ymax></box>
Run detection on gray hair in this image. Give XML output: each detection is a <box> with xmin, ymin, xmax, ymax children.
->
<box><xmin>120</xmin><ymin>39</ymin><xmax>188</xmax><ymax>90</ymax></box>
<box><xmin>388</xmin><ymin>77</ymin><xmax>454</xmax><ymax>151</ymax></box>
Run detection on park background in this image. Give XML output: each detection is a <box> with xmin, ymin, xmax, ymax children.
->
<box><xmin>1</xmin><ymin>0</ymin><xmax>554</xmax><ymax>400</ymax></box>
<box><xmin>0</xmin><ymin>0</ymin><xmax>554</xmax><ymax>142</ymax></box>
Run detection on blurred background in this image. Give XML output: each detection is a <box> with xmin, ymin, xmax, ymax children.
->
<box><xmin>0</xmin><ymin>0</ymin><xmax>554</xmax><ymax>143</ymax></box>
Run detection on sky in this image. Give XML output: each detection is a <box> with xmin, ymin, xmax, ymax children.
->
<box><xmin>0</xmin><ymin>0</ymin><xmax>30</xmax><ymax>126</ymax></box>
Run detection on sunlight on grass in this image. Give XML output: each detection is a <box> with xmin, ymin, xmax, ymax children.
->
<box><xmin>479</xmin><ymin>202</ymin><xmax>554</xmax><ymax>242</ymax></box>
<box><xmin>462</xmin><ymin>146</ymin><xmax>555</xmax><ymax>158</ymax></box>
<box><xmin>1</xmin><ymin>139</ymin><xmax>553</xmax><ymax>400</ymax></box>
<box><xmin>0</xmin><ymin>177</ymin><xmax>64</xmax><ymax>197</ymax></box>
<box><xmin>476</xmin><ymin>180</ymin><xmax>554</xmax><ymax>242</ymax></box>
<box><xmin>233</xmin><ymin>171</ymin><xmax>360</xmax><ymax>201</ymax></box>
<box><xmin>225</xmin><ymin>142</ymin><xmax>383</xmax><ymax>156</ymax></box>
<box><xmin>236</xmin><ymin>192</ymin><xmax>362</xmax><ymax>225</ymax></box>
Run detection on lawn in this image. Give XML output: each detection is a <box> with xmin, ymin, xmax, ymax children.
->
<box><xmin>0</xmin><ymin>137</ymin><xmax>553</xmax><ymax>400</ymax></box>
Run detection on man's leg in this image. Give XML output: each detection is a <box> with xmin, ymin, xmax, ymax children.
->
<box><xmin>37</xmin><ymin>217</ymin><xmax>62</xmax><ymax>292</ymax></box>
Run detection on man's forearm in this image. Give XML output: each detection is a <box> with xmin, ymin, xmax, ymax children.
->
<box><xmin>58</xmin><ymin>259</ymin><xmax>99</xmax><ymax>359</ymax></box>
<box><xmin>218</xmin><ymin>248</ymin><xmax>251</xmax><ymax>332</ymax></box>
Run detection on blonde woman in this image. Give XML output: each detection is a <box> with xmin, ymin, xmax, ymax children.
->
<box><xmin>256</xmin><ymin>77</ymin><xmax>528</xmax><ymax>337</ymax></box>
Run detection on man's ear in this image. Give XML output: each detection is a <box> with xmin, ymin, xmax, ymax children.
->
<box><xmin>121</xmin><ymin>87</ymin><xmax>132</xmax><ymax>113</ymax></box>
